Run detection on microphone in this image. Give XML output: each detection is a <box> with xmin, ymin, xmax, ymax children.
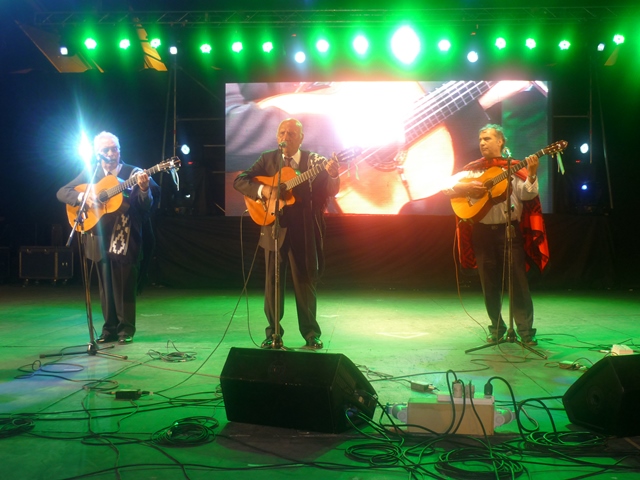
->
<box><xmin>278</xmin><ymin>141</ymin><xmax>287</xmax><ymax>149</ymax></box>
<box><xmin>96</xmin><ymin>152</ymin><xmax>109</xmax><ymax>163</ymax></box>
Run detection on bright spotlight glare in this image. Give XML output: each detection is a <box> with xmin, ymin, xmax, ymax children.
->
<box><xmin>200</xmin><ymin>44</ymin><xmax>212</xmax><ymax>54</ymax></box>
<box><xmin>353</xmin><ymin>35</ymin><xmax>369</xmax><ymax>55</ymax></box>
<box><xmin>613</xmin><ymin>34</ymin><xmax>625</xmax><ymax>45</ymax></box>
<box><xmin>84</xmin><ymin>38</ymin><xmax>97</xmax><ymax>50</ymax></box>
<box><xmin>580</xmin><ymin>143</ymin><xmax>589</xmax><ymax>154</ymax></box>
<box><xmin>169</xmin><ymin>46</ymin><xmax>178</xmax><ymax>55</ymax></box>
<box><xmin>525</xmin><ymin>38</ymin><xmax>537</xmax><ymax>49</ymax></box>
<box><xmin>438</xmin><ymin>39</ymin><xmax>451</xmax><ymax>52</ymax></box>
<box><xmin>559</xmin><ymin>40</ymin><xmax>571</xmax><ymax>50</ymax></box>
<box><xmin>495</xmin><ymin>37</ymin><xmax>506</xmax><ymax>49</ymax></box>
<box><xmin>581</xmin><ymin>184</ymin><xmax>588</xmax><ymax>191</ymax></box>
<box><xmin>60</xmin><ymin>46</ymin><xmax>69</xmax><ymax>56</ymax></box>
<box><xmin>262</xmin><ymin>42</ymin><xmax>274</xmax><ymax>53</ymax></box>
<box><xmin>597</xmin><ymin>43</ymin><xmax>605</xmax><ymax>51</ymax></box>
<box><xmin>294</xmin><ymin>51</ymin><xmax>306</xmax><ymax>63</ymax></box>
<box><xmin>150</xmin><ymin>38</ymin><xmax>161</xmax><ymax>49</ymax></box>
<box><xmin>232</xmin><ymin>41</ymin><xmax>243</xmax><ymax>53</ymax></box>
<box><xmin>180</xmin><ymin>145</ymin><xmax>191</xmax><ymax>155</ymax></box>
<box><xmin>316</xmin><ymin>39</ymin><xmax>329</xmax><ymax>53</ymax></box>
<box><xmin>391</xmin><ymin>26</ymin><xmax>421</xmax><ymax>64</ymax></box>
<box><xmin>78</xmin><ymin>133</ymin><xmax>94</xmax><ymax>168</ymax></box>
<box><xmin>119</xmin><ymin>39</ymin><xmax>130</xmax><ymax>50</ymax></box>
<box><xmin>467</xmin><ymin>51</ymin><xmax>479</xmax><ymax>63</ymax></box>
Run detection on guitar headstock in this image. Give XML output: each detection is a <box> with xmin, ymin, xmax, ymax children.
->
<box><xmin>159</xmin><ymin>156</ymin><xmax>181</xmax><ymax>171</ymax></box>
<box><xmin>335</xmin><ymin>146</ymin><xmax>363</xmax><ymax>164</ymax></box>
<box><xmin>543</xmin><ymin>140</ymin><xmax>568</xmax><ymax>156</ymax></box>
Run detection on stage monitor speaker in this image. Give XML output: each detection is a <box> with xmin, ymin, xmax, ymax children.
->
<box><xmin>220</xmin><ymin>347</ymin><xmax>377</xmax><ymax>433</ymax></box>
<box><xmin>562</xmin><ymin>355</ymin><xmax>640</xmax><ymax>437</ymax></box>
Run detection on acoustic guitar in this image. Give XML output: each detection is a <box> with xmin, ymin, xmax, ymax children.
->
<box><xmin>450</xmin><ymin>140</ymin><xmax>567</xmax><ymax>221</ymax></box>
<box><xmin>66</xmin><ymin>157</ymin><xmax>180</xmax><ymax>231</ymax></box>
<box><xmin>244</xmin><ymin>149</ymin><xmax>359</xmax><ymax>225</ymax></box>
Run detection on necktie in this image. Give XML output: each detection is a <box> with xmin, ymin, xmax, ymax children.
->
<box><xmin>285</xmin><ymin>156</ymin><xmax>293</xmax><ymax>167</ymax></box>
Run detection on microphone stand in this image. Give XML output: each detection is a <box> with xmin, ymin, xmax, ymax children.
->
<box><xmin>465</xmin><ymin>156</ymin><xmax>546</xmax><ymax>359</ymax></box>
<box><xmin>270</xmin><ymin>146</ymin><xmax>286</xmax><ymax>350</ymax></box>
<box><xmin>40</xmin><ymin>161</ymin><xmax>127</xmax><ymax>360</ymax></box>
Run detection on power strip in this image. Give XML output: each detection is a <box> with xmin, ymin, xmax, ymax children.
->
<box><xmin>611</xmin><ymin>344</ymin><xmax>634</xmax><ymax>356</ymax></box>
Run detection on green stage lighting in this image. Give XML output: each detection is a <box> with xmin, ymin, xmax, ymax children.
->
<box><xmin>119</xmin><ymin>39</ymin><xmax>131</xmax><ymax>50</ymax></box>
<box><xmin>613</xmin><ymin>34</ymin><xmax>625</xmax><ymax>45</ymax></box>
<box><xmin>262</xmin><ymin>41</ymin><xmax>274</xmax><ymax>53</ymax></box>
<box><xmin>316</xmin><ymin>39</ymin><xmax>330</xmax><ymax>53</ymax></box>
<box><xmin>294</xmin><ymin>51</ymin><xmax>306</xmax><ymax>63</ymax></box>
<box><xmin>559</xmin><ymin>40</ymin><xmax>571</xmax><ymax>50</ymax></box>
<box><xmin>467</xmin><ymin>51</ymin><xmax>479</xmax><ymax>63</ymax></box>
<box><xmin>391</xmin><ymin>26</ymin><xmax>420</xmax><ymax>64</ymax></box>
<box><xmin>353</xmin><ymin>35</ymin><xmax>369</xmax><ymax>55</ymax></box>
<box><xmin>84</xmin><ymin>38</ymin><xmax>97</xmax><ymax>50</ymax></box>
<box><xmin>495</xmin><ymin>37</ymin><xmax>506</xmax><ymax>50</ymax></box>
<box><xmin>150</xmin><ymin>38</ymin><xmax>161</xmax><ymax>49</ymax></box>
<box><xmin>525</xmin><ymin>38</ymin><xmax>537</xmax><ymax>49</ymax></box>
<box><xmin>438</xmin><ymin>39</ymin><xmax>451</xmax><ymax>52</ymax></box>
<box><xmin>232</xmin><ymin>41</ymin><xmax>243</xmax><ymax>53</ymax></box>
<box><xmin>200</xmin><ymin>44</ymin><xmax>212</xmax><ymax>54</ymax></box>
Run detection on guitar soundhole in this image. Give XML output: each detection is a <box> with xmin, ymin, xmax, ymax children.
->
<box><xmin>363</xmin><ymin>144</ymin><xmax>402</xmax><ymax>172</ymax></box>
<box><xmin>98</xmin><ymin>190</ymin><xmax>109</xmax><ymax>204</ymax></box>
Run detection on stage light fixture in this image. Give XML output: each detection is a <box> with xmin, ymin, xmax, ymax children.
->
<box><xmin>119</xmin><ymin>39</ymin><xmax>131</xmax><ymax>50</ymax></box>
<box><xmin>60</xmin><ymin>46</ymin><xmax>69</xmax><ymax>56</ymax></box>
<box><xmin>438</xmin><ymin>39</ymin><xmax>451</xmax><ymax>52</ymax></box>
<box><xmin>316</xmin><ymin>39</ymin><xmax>330</xmax><ymax>53</ymax></box>
<box><xmin>525</xmin><ymin>38</ymin><xmax>537</xmax><ymax>49</ymax></box>
<box><xmin>391</xmin><ymin>26</ymin><xmax>421</xmax><ymax>65</ymax></box>
<box><xmin>180</xmin><ymin>144</ymin><xmax>191</xmax><ymax>155</ymax></box>
<box><xmin>597</xmin><ymin>43</ymin><xmax>606</xmax><ymax>51</ymax></box>
<box><xmin>495</xmin><ymin>37</ymin><xmax>506</xmax><ymax>49</ymax></box>
<box><xmin>200</xmin><ymin>43</ymin><xmax>212</xmax><ymax>54</ymax></box>
<box><xmin>613</xmin><ymin>34</ymin><xmax>625</xmax><ymax>45</ymax></box>
<box><xmin>169</xmin><ymin>46</ymin><xmax>178</xmax><ymax>55</ymax></box>
<box><xmin>232</xmin><ymin>41</ymin><xmax>243</xmax><ymax>53</ymax></box>
<box><xmin>294</xmin><ymin>51</ymin><xmax>306</xmax><ymax>63</ymax></box>
<box><xmin>262</xmin><ymin>41</ymin><xmax>274</xmax><ymax>53</ymax></box>
<box><xmin>353</xmin><ymin>35</ymin><xmax>369</xmax><ymax>55</ymax></box>
<box><xmin>150</xmin><ymin>38</ymin><xmax>161</xmax><ymax>49</ymax></box>
<box><xmin>580</xmin><ymin>143</ymin><xmax>589</xmax><ymax>154</ymax></box>
<box><xmin>84</xmin><ymin>38</ymin><xmax>97</xmax><ymax>50</ymax></box>
<box><xmin>467</xmin><ymin>50</ymin><xmax>479</xmax><ymax>63</ymax></box>
<box><xmin>559</xmin><ymin>40</ymin><xmax>571</xmax><ymax>50</ymax></box>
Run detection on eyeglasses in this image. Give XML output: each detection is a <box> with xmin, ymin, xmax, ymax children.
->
<box><xmin>99</xmin><ymin>146</ymin><xmax>120</xmax><ymax>154</ymax></box>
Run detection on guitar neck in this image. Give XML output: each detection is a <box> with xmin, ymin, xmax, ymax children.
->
<box><xmin>103</xmin><ymin>164</ymin><xmax>163</xmax><ymax>199</ymax></box>
<box><xmin>406</xmin><ymin>81</ymin><xmax>494</xmax><ymax>144</ymax></box>
<box><xmin>283</xmin><ymin>160</ymin><xmax>326</xmax><ymax>190</ymax></box>
<box><xmin>490</xmin><ymin>147</ymin><xmax>547</xmax><ymax>186</ymax></box>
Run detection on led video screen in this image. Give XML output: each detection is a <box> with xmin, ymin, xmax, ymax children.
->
<box><xmin>225</xmin><ymin>80</ymin><xmax>550</xmax><ymax>216</ymax></box>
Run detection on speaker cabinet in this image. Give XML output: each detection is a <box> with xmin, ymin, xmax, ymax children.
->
<box><xmin>220</xmin><ymin>347</ymin><xmax>377</xmax><ymax>433</ymax></box>
<box><xmin>562</xmin><ymin>355</ymin><xmax>640</xmax><ymax>437</ymax></box>
<box><xmin>19</xmin><ymin>246</ymin><xmax>73</xmax><ymax>281</ymax></box>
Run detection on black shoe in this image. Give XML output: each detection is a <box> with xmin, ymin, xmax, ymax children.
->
<box><xmin>96</xmin><ymin>334</ymin><xmax>118</xmax><ymax>344</ymax></box>
<box><xmin>304</xmin><ymin>336</ymin><xmax>323</xmax><ymax>350</ymax></box>
<box><xmin>260</xmin><ymin>339</ymin><xmax>273</xmax><ymax>349</ymax></box>
<box><xmin>521</xmin><ymin>336</ymin><xmax>538</xmax><ymax>346</ymax></box>
<box><xmin>118</xmin><ymin>335</ymin><xmax>133</xmax><ymax>345</ymax></box>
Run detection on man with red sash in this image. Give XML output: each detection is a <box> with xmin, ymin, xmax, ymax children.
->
<box><xmin>444</xmin><ymin>124</ymin><xmax>549</xmax><ymax>346</ymax></box>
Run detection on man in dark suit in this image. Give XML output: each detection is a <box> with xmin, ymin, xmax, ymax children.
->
<box><xmin>233</xmin><ymin>118</ymin><xmax>340</xmax><ymax>349</ymax></box>
<box><xmin>57</xmin><ymin>131</ymin><xmax>160</xmax><ymax>345</ymax></box>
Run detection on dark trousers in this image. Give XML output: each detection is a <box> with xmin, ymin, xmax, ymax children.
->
<box><xmin>96</xmin><ymin>259</ymin><xmax>138</xmax><ymax>337</ymax></box>
<box><xmin>263</xmin><ymin>240</ymin><xmax>321</xmax><ymax>342</ymax></box>
<box><xmin>472</xmin><ymin>222</ymin><xmax>535</xmax><ymax>339</ymax></box>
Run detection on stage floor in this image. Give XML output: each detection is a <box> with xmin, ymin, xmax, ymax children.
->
<box><xmin>1</xmin><ymin>283</ymin><xmax>639</xmax><ymax>479</ymax></box>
